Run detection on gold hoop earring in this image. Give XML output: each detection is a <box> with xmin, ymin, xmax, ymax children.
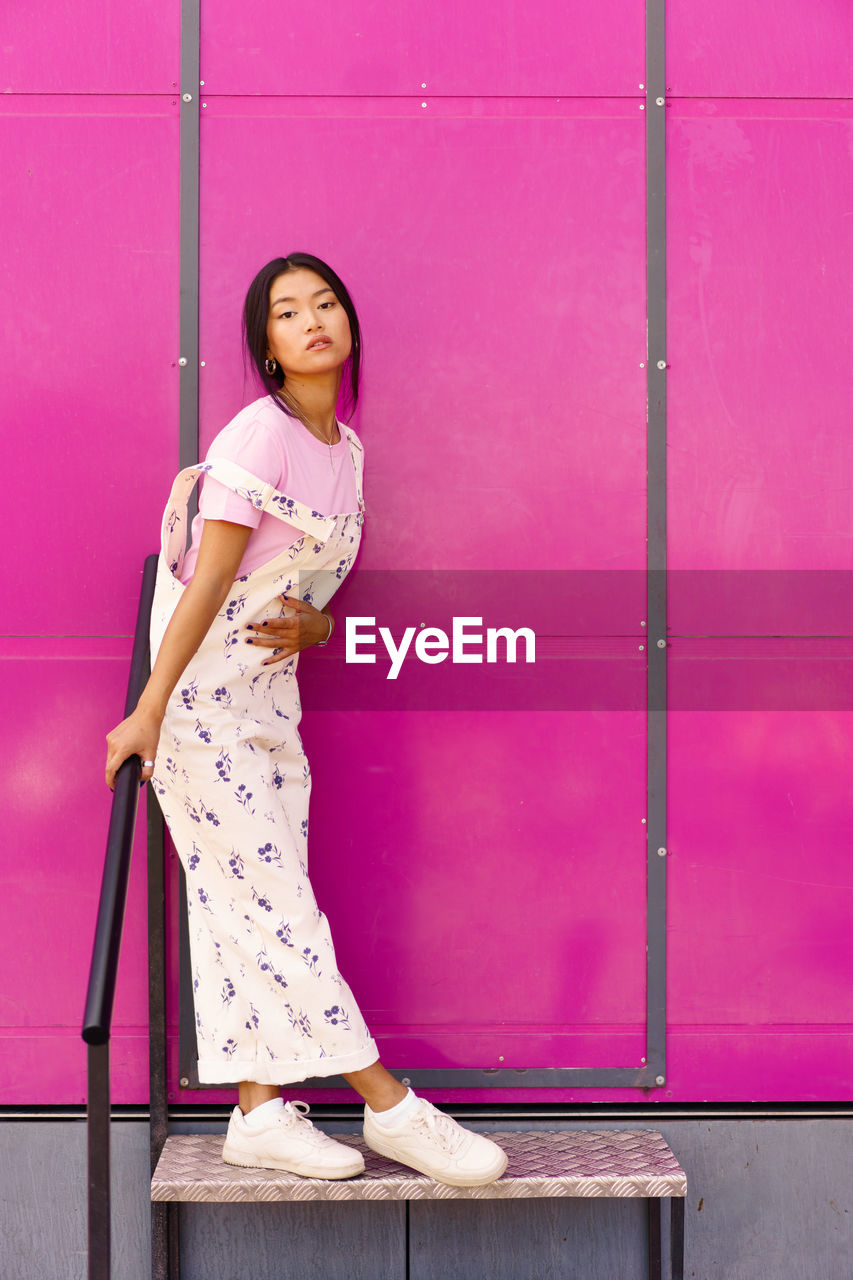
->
<box><xmin>265</xmin><ymin>356</ymin><xmax>278</xmax><ymax>376</ymax></box>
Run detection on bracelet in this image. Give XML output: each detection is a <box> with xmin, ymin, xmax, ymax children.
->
<box><xmin>317</xmin><ymin>612</ymin><xmax>334</xmax><ymax>647</ymax></box>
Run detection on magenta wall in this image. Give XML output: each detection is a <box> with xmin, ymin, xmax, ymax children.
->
<box><xmin>2</xmin><ymin>2</ymin><xmax>852</xmax><ymax>1105</ymax></box>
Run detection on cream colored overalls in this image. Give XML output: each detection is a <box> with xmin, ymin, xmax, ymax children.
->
<box><xmin>149</xmin><ymin>427</ymin><xmax>379</xmax><ymax>1085</ymax></box>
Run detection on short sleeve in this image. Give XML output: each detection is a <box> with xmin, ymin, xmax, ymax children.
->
<box><xmin>198</xmin><ymin>416</ymin><xmax>286</xmax><ymax>528</ymax></box>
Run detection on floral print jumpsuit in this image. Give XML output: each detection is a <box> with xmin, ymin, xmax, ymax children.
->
<box><xmin>149</xmin><ymin>427</ymin><xmax>379</xmax><ymax>1085</ymax></box>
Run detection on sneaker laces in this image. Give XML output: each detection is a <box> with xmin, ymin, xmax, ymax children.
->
<box><xmin>409</xmin><ymin>1102</ymin><xmax>466</xmax><ymax>1154</ymax></box>
<box><xmin>280</xmin><ymin>1100</ymin><xmax>337</xmax><ymax>1148</ymax></box>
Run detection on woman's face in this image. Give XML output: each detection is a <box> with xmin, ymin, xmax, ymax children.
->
<box><xmin>265</xmin><ymin>267</ymin><xmax>352</xmax><ymax>380</ymax></box>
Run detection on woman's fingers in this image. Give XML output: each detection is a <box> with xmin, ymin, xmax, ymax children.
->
<box><xmin>105</xmin><ymin>713</ymin><xmax>160</xmax><ymax>790</ymax></box>
<box><xmin>245</xmin><ymin>596</ymin><xmax>328</xmax><ymax>659</ymax></box>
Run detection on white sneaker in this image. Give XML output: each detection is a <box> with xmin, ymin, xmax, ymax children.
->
<box><xmin>222</xmin><ymin>1100</ymin><xmax>365</xmax><ymax>1179</ymax></box>
<box><xmin>364</xmin><ymin>1098</ymin><xmax>508</xmax><ymax>1187</ymax></box>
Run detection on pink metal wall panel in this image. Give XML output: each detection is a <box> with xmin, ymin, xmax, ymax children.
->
<box><xmin>0</xmin><ymin>97</ymin><xmax>179</xmax><ymax>1102</ymax></box>
<box><xmin>0</xmin><ymin>643</ymin><xmax>151</xmax><ymax>1103</ymax></box>
<box><xmin>667</xmin><ymin>1</ymin><xmax>853</xmax><ymax>98</ymax></box>
<box><xmin>197</xmin><ymin>99</ymin><xmax>648</xmax><ymax>574</ymax></box>
<box><xmin>0</xmin><ymin>99</ymin><xmax>181</xmax><ymax>635</ymax></box>
<box><xmin>302</xmin><ymin>712</ymin><xmax>648</xmax><ymax>1064</ymax></box>
<box><xmin>663</xmin><ymin>99</ymin><xmax>853</xmax><ymax>1102</ymax></box>
<box><xmin>666</xmin><ymin>710</ymin><xmax>853</xmax><ymax>1102</ymax></box>
<box><xmin>0</xmin><ymin>2</ymin><xmax>180</xmax><ymax>94</ymax></box>
<box><xmin>667</xmin><ymin>103</ymin><xmax>853</xmax><ymax>581</ymax></box>
<box><xmin>200</xmin><ymin>0</ymin><xmax>644</xmax><ymax>96</ymax></box>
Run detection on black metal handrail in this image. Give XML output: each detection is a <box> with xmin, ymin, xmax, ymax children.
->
<box><xmin>81</xmin><ymin>552</ymin><xmax>159</xmax><ymax>1280</ymax></box>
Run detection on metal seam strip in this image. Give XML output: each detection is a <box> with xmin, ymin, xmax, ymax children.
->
<box><xmin>178</xmin><ymin>0</ymin><xmax>200</xmax><ymax>473</ymax></box>
<box><xmin>645</xmin><ymin>0</ymin><xmax>668</xmax><ymax>1088</ymax></box>
<box><xmin>177</xmin><ymin>0</ymin><xmax>201</xmax><ymax>1093</ymax></box>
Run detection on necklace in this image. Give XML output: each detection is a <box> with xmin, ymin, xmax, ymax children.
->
<box><xmin>278</xmin><ymin>391</ymin><xmax>338</xmax><ymax>472</ymax></box>
<box><xmin>308</xmin><ymin>420</ymin><xmax>337</xmax><ymax>473</ymax></box>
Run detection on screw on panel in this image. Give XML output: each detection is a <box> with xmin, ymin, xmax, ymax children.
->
<box><xmin>638</xmin><ymin>644</ymin><xmax>645</xmax><ymax>651</ymax></box>
<box><xmin>640</xmin><ymin>620</ymin><xmax>646</xmax><ymax>627</ymax></box>
<box><xmin>657</xmin><ymin>847</ymin><xmax>667</xmax><ymax>857</ymax></box>
<box><xmin>655</xmin><ymin>97</ymin><xmax>665</xmax><ymax>106</ymax></box>
<box><xmin>656</xmin><ymin>359</ymin><xmax>667</xmax><ymax>370</ymax></box>
<box><xmin>639</xmin><ymin>104</ymin><xmax>645</xmax><ymax>110</ymax></box>
<box><xmin>421</xmin><ymin>102</ymin><xmax>427</xmax><ymax>108</ymax></box>
<box><xmin>178</xmin><ymin>357</ymin><xmax>188</xmax><ymax>367</ymax></box>
<box><xmin>401</xmin><ymin>1077</ymin><xmax>411</xmax><ymax>1086</ymax></box>
<box><xmin>657</xmin><ymin>638</ymin><xmax>666</xmax><ymax>648</ymax></box>
<box><xmin>655</xmin><ymin>1075</ymin><xmax>665</xmax><ymax>1086</ymax></box>
<box><xmin>179</xmin><ymin>1076</ymin><xmax>189</xmax><ymax>1088</ymax></box>
<box><xmin>182</xmin><ymin>93</ymin><xmax>193</xmax><ymax>102</ymax></box>
<box><xmin>421</xmin><ymin>82</ymin><xmax>427</xmax><ymax>88</ymax></box>
<box><xmin>200</xmin><ymin>80</ymin><xmax>205</xmax><ymax>86</ymax></box>
<box><xmin>200</xmin><ymin>360</ymin><xmax>206</xmax><ymax>367</ymax></box>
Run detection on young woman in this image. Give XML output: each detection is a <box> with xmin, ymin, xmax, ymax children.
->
<box><xmin>105</xmin><ymin>253</ymin><xmax>508</xmax><ymax>1187</ymax></box>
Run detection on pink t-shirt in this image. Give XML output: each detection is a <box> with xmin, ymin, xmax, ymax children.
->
<box><xmin>180</xmin><ymin>395</ymin><xmax>360</xmax><ymax>584</ymax></box>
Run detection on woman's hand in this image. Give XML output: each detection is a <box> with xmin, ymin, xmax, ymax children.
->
<box><xmin>105</xmin><ymin>705</ymin><xmax>163</xmax><ymax>790</ymax></box>
<box><xmin>245</xmin><ymin>596</ymin><xmax>334</xmax><ymax>665</ymax></box>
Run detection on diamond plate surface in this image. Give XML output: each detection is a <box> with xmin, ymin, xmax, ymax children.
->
<box><xmin>151</xmin><ymin>1129</ymin><xmax>687</xmax><ymax>1203</ymax></box>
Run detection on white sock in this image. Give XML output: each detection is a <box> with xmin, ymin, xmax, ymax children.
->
<box><xmin>367</xmin><ymin>1087</ymin><xmax>420</xmax><ymax>1129</ymax></box>
<box><xmin>242</xmin><ymin>1096</ymin><xmax>284</xmax><ymax>1129</ymax></box>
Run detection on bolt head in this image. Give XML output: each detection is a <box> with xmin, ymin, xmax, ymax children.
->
<box><xmin>657</xmin><ymin>847</ymin><xmax>667</xmax><ymax>857</ymax></box>
<box><xmin>179</xmin><ymin>1076</ymin><xmax>190</xmax><ymax>1087</ymax></box>
<box><xmin>655</xmin><ymin>1075</ymin><xmax>665</xmax><ymax>1086</ymax></box>
<box><xmin>657</xmin><ymin>359</ymin><xmax>667</xmax><ymax>370</ymax></box>
<box><xmin>178</xmin><ymin>357</ymin><xmax>188</xmax><ymax>367</ymax></box>
<box><xmin>182</xmin><ymin>93</ymin><xmax>192</xmax><ymax>102</ymax></box>
<box><xmin>657</xmin><ymin>638</ymin><xmax>666</xmax><ymax>648</ymax></box>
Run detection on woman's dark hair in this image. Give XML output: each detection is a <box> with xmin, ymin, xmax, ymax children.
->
<box><xmin>242</xmin><ymin>253</ymin><xmax>362</xmax><ymax>420</ymax></box>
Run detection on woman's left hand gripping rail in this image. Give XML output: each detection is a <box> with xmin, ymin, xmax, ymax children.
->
<box><xmin>105</xmin><ymin>706</ymin><xmax>163</xmax><ymax>790</ymax></box>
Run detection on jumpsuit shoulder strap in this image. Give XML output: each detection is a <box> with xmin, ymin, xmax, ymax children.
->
<box><xmin>340</xmin><ymin>425</ymin><xmax>365</xmax><ymax>512</ymax></box>
<box><xmin>165</xmin><ymin>458</ymin><xmax>338</xmax><ymax>541</ymax></box>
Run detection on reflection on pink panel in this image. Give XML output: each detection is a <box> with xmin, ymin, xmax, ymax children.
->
<box><xmin>667</xmin><ymin>108</ymin><xmax>853</xmax><ymax>572</ymax></box>
<box><xmin>0</xmin><ymin>100</ymin><xmax>180</xmax><ymax>635</ymax></box>
<box><xmin>668</xmin><ymin>2</ymin><xmax>853</xmax><ymax>97</ymax></box>
<box><xmin>0</xmin><ymin>644</ymin><xmax>150</xmax><ymax>1104</ymax></box>
<box><xmin>201</xmin><ymin>0</ymin><xmax>643</xmax><ymax>96</ymax></box>
<box><xmin>198</xmin><ymin>102</ymin><xmax>647</xmax><ymax>572</ymax></box>
<box><xmin>1</xmin><ymin>1</ymin><xmax>179</xmax><ymax>93</ymax></box>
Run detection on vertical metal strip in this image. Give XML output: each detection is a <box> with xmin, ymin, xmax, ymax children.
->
<box><xmin>645</xmin><ymin>0</ymin><xmax>668</xmax><ymax>1085</ymax></box>
<box><xmin>179</xmin><ymin>0</ymin><xmax>200</xmax><ymax>473</ymax></box>
<box><xmin>177</xmin><ymin>0</ymin><xmax>201</xmax><ymax>1091</ymax></box>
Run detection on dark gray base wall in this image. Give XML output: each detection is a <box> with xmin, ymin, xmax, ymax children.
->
<box><xmin>2</xmin><ymin>1115</ymin><xmax>851</xmax><ymax>1280</ymax></box>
